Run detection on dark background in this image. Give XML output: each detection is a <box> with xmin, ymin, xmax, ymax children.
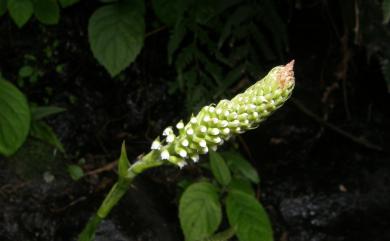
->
<box><xmin>0</xmin><ymin>1</ymin><xmax>389</xmax><ymax>241</ymax></box>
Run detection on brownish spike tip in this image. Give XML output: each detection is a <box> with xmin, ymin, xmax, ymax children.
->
<box><xmin>278</xmin><ymin>60</ymin><xmax>295</xmax><ymax>89</ymax></box>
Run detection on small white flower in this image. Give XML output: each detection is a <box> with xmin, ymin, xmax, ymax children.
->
<box><xmin>191</xmin><ymin>154</ymin><xmax>199</xmax><ymax>162</ymax></box>
<box><xmin>212</xmin><ymin>118</ymin><xmax>219</xmax><ymax>124</ymax></box>
<box><xmin>178</xmin><ymin>161</ymin><xmax>187</xmax><ymax>169</ymax></box>
<box><xmin>163</xmin><ymin>127</ymin><xmax>173</xmax><ymax>136</ymax></box>
<box><xmin>209</xmin><ymin>106</ymin><xmax>215</xmax><ymax>113</ymax></box>
<box><xmin>223</xmin><ymin>128</ymin><xmax>230</xmax><ymax>135</ymax></box>
<box><xmin>199</xmin><ymin>140</ymin><xmax>207</xmax><ymax>147</ymax></box>
<box><xmin>182</xmin><ymin>139</ymin><xmax>189</xmax><ymax>147</ymax></box>
<box><xmin>202</xmin><ymin>146</ymin><xmax>209</xmax><ymax>154</ymax></box>
<box><xmin>190</xmin><ymin>117</ymin><xmax>197</xmax><ymax>124</ymax></box>
<box><xmin>250</xmin><ymin>104</ymin><xmax>257</xmax><ymax>109</ymax></box>
<box><xmin>151</xmin><ymin>140</ymin><xmax>161</xmax><ymax>150</ymax></box>
<box><xmin>200</xmin><ymin>126</ymin><xmax>207</xmax><ymax>133</ymax></box>
<box><xmin>166</xmin><ymin>134</ymin><xmax>175</xmax><ymax>143</ymax></box>
<box><xmin>179</xmin><ymin>149</ymin><xmax>187</xmax><ymax>158</ymax></box>
<box><xmin>161</xmin><ymin>150</ymin><xmax>170</xmax><ymax>160</ymax></box>
<box><xmin>210</xmin><ymin>128</ymin><xmax>220</xmax><ymax>135</ymax></box>
<box><xmin>216</xmin><ymin>108</ymin><xmax>222</xmax><ymax>115</ymax></box>
<box><xmin>186</xmin><ymin>128</ymin><xmax>194</xmax><ymax>135</ymax></box>
<box><xmin>253</xmin><ymin>112</ymin><xmax>259</xmax><ymax>118</ymax></box>
<box><xmin>176</xmin><ymin>121</ymin><xmax>184</xmax><ymax>129</ymax></box>
<box><xmin>220</xmin><ymin>120</ymin><xmax>228</xmax><ymax>127</ymax></box>
<box><xmin>224</xmin><ymin>110</ymin><xmax>230</xmax><ymax>117</ymax></box>
<box><xmin>203</xmin><ymin>115</ymin><xmax>210</xmax><ymax>122</ymax></box>
<box><xmin>213</xmin><ymin>137</ymin><xmax>222</xmax><ymax>143</ymax></box>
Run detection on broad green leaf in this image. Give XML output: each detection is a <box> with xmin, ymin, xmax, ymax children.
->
<box><xmin>31</xmin><ymin>105</ymin><xmax>65</xmax><ymax>120</ymax></box>
<box><xmin>209</xmin><ymin>150</ymin><xmax>231</xmax><ymax>186</ymax></box>
<box><xmin>33</xmin><ymin>0</ymin><xmax>60</xmax><ymax>25</ymax></box>
<box><xmin>8</xmin><ymin>0</ymin><xmax>33</xmax><ymax>28</ymax></box>
<box><xmin>226</xmin><ymin>190</ymin><xmax>273</xmax><ymax>241</ymax></box>
<box><xmin>0</xmin><ymin>79</ymin><xmax>31</xmax><ymax>156</ymax></box>
<box><xmin>67</xmin><ymin>164</ymin><xmax>84</xmax><ymax>180</ymax></box>
<box><xmin>384</xmin><ymin>0</ymin><xmax>390</xmax><ymax>24</ymax></box>
<box><xmin>59</xmin><ymin>0</ymin><xmax>78</xmax><ymax>8</ymax></box>
<box><xmin>179</xmin><ymin>182</ymin><xmax>222</xmax><ymax>241</ymax></box>
<box><xmin>0</xmin><ymin>0</ymin><xmax>7</xmax><ymax>16</ymax></box>
<box><xmin>228</xmin><ymin>178</ymin><xmax>255</xmax><ymax>196</ymax></box>
<box><xmin>88</xmin><ymin>1</ymin><xmax>145</xmax><ymax>76</ymax></box>
<box><xmin>30</xmin><ymin>120</ymin><xmax>64</xmax><ymax>152</ymax></box>
<box><xmin>222</xmin><ymin>151</ymin><xmax>260</xmax><ymax>184</ymax></box>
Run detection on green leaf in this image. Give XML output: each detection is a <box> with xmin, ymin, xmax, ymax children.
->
<box><xmin>67</xmin><ymin>164</ymin><xmax>84</xmax><ymax>180</ymax></box>
<box><xmin>118</xmin><ymin>141</ymin><xmax>130</xmax><ymax>179</ymax></box>
<box><xmin>33</xmin><ymin>0</ymin><xmax>60</xmax><ymax>25</ymax></box>
<box><xmin>222</xmin><ymin>151</ymin><xmax>260</xmax><ymax>184</ymax></box>
<box><xmin>152</xmin><ymin>0</ymin><xmax>182</xmax><ymax>26</ymax></box>
<box><xmin>88</xmin><ymin>1</ymin><xmax>145</xmax><ymax>76</ymax></box>
<box><xmin>226</xmin><ymin>190</ymin><xmax>273</xmax><ymax>241</ymax></box>
<box><xmin>8</xmin><ymin>0</ymin><xmax>33</xmax><ymax>28</ymax></box>
<box><xmin>384</xmin><ymin>0</ymin><xmax>390</xmax><ymax>24</ymax></box>
<box><xmin>18</xmin><ymin>65</ymin><xmax>34</xmax><ymax>77</ymax></box>
<box><xmin>168</xmin><ymin>20</ymin><xmax>187</xmax><ymax>64</ymax></box>
<box><xmin>228</xmin><ymin>178</ymin><xmax>255</xmax><ymax>196</ymax></box>
<box><xmin>31</xmin><ymin>105</ymin><xmax>66</xmax><ymax>120</ymax></box>
<box><xmin>179</xmin><ymin>182</ymin><xmax>222</xmax><ymax>241</ymax></box>
<box><xmin>209</xmin><ymin>151</ymin><xmax>231</xmax><ymax>186</ymax></box>
<box><xmin>0</xmin><ymin>79</ymin><xmax>31</xmax><ymax>156</ymax></box>
<box><xmin>59</xmin><ymin>0</ymin><xmax>78</xmax><ymax>8</ymax></box>
<box><xmin>30</xmin><ymin>120</ymin><xmax>64</xmax><ymax>152</ymax></box>
<box><xmin>0</xmin><ymin>0</ymin><xmax>7</xmax><ymax>16</ymax></box>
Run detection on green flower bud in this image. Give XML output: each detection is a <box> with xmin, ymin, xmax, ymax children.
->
<box><xmin>151</xmin><ymin>61</ymin><xmax>295</xmax><ymax>167</ymax></box>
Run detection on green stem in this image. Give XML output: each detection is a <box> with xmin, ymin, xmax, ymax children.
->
<box><xmin>77</xmin><ymin>150</ymin><xmax>162</xmax><ymax>241</ymax></box>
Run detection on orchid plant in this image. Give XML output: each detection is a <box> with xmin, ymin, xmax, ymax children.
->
<box><xmin>78</xmin><ymin>61</ymin><xmax>295</xmax><ymax>241</ymax></box>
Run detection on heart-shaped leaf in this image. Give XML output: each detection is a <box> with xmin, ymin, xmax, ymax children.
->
<box><xmin>179</xmin><ymin>182</ymin><xmax>222</xmax><ymax>241</ymax></box>
<box><xmin>88</xmin><ymin>1</ymin><xmax>145</xmax><ymax>76</ymax></box>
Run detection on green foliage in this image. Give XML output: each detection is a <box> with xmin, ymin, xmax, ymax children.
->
<box><xmin>165</xmin><ymin>0</ymin><xmax>288</xmax><ymax>111</ymax></box>
<box><xmin>209</xmin><ymin>151</ymin><xmax>231</xmax><ymax>186</ymax></box>
<box><xmin>179</xmin><ymin>182</ymin><xmax>222</xmax><ymax>241</ymax></box>
<box><xmin>31</xmin><ymin>106</ymin><xmax>66</xmax><ymax>120</ymax></box>
<box><xmin>228</xmin><ymin>178</ymin><xmax>255</xmax><ymax>196</ymax></box>
<box><xmin>30</xmin><ymin>120</ymin><xmax>64</xmax><ymax>152</ymax></box>
<box><xmin>67</xmin><ymin>164</ymin><xmax>84</xmax><ymax>181</ymax></box>
<box><xmin>179</xmin><ymin>149</ymin><xmax>271</xmax><ymax>241</ymax></box>
<box><xmin>59</xmin><ymin>0</ymin><xmax>79</xmax><ymax>8</ymax></box>
<box><xmin>383</xmin><ymin>0</ymin><xmax>390</xmax><ymax>24</ymax></box>
<box><xmin>0</xmin><ymin>0</ymin><xmax>7</xmax><ymax>16</ymax></box>
<box><xmin>222</xmin><ymin>151</ymin><xmax>260</xmax><ymax>184</ymax></box>
<box><xmin>0</xmin><ymin>78</ymin><xmax>31</xmax><ymax>156</ymax></box>
<box><xmin>226</xmin><ymin>190</ymin><xmax>273</xmax><ymax>241</ymax></box>
<box><xmin>88</xmin><ymin>0</ymin><xmax>145</xmax><ymax>76</ymax></box>
<box><xmin>8</xmin><ymin>0</ymin><xmax>33</xmax><ymax>27</ymax></box>
<box><xmin>33</xmin><ymin>0</ymin><xmax>60</xmax><ymax>25</ymax></box>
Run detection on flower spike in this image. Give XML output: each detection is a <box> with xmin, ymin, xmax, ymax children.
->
<box><xmin>151</xmin><ymin>61</ymin><xmax>295</xmax><ymax>167</ymax></box>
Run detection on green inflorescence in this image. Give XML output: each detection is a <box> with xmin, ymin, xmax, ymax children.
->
<box><xmin>149</xmin><ymin>61</ymin><xmax>295</xmax><ymax>168</ymax></box>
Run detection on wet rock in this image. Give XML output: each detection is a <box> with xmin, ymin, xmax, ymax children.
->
<box><xmin>280</xmin><ymin>193</ymin><xmax>356</xmax><ymax>229</ymax></box>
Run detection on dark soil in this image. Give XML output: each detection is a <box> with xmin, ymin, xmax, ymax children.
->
<box><xmin>1</xmin><ymin>2</ymin><xmax>389</xmax><ymax>241</ymax></box>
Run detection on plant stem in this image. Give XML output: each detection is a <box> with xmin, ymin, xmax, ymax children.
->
<box><xmin>77</xmin><ymin>150</ymin><xmax>162</xmax><ymax>241</ymax></box>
